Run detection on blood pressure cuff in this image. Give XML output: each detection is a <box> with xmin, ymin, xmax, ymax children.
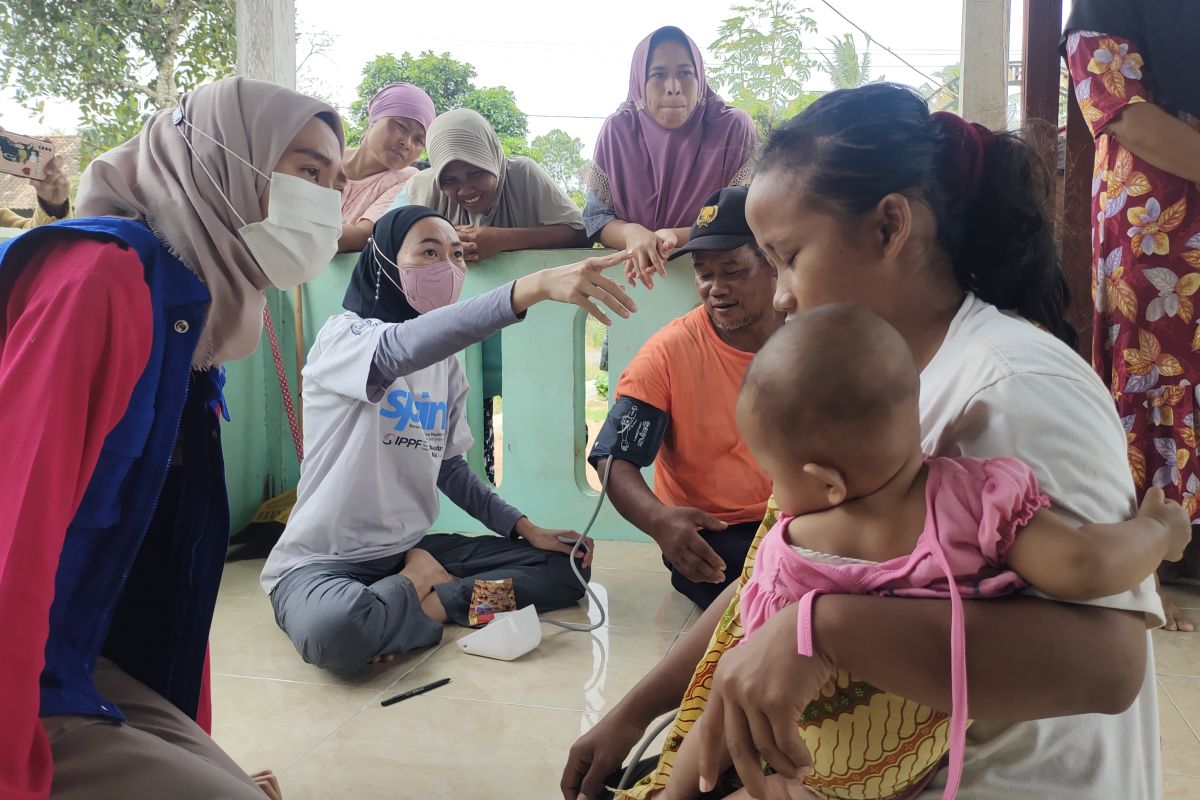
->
<box><xmin>588</xmin><ymin>395</ymin><xmax>670</xmax><ymax>470</ymax></box>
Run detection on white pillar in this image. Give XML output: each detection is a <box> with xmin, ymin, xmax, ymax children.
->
<box><xmin>236</xmin><ymin>0</ymin><xmax>296</xmax><ymax>89</ymax></box>
<box><xmin>960</xmin><ymin>0</ymin><xmax>1010</xmax><ymax>130</ymax></box>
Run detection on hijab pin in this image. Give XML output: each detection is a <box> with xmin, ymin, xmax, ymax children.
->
<box><xmin>171</xmin><ymin>107</ymin><xmax>185</xmax><ymax>126</ymax></box>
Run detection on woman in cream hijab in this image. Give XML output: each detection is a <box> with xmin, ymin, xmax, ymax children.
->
<box><xmin>0</xmin><ymin>76</ymin><xmax>343</xmax><ymax>800</ymax></box>
<box><xmin>401</xmin><ymin>108</ymin><xmax>587</xmax><ymax>263</ymax></box>
<box><xmin>398</xmin><ymin>108</ymin><xmax>588</xmax><ymax>482</ymax></box>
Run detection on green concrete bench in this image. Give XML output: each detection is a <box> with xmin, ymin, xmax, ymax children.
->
<box><xmin>229</xmin><ymin>248</ymin><xmax>702</xmax><ymax>541</ymax></box>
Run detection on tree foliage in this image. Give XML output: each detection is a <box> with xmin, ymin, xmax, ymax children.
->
<box><xmin>530</xmin><ymin>128</ymin><xmax>585</xmax><ymax>201</ymax></box>
<box><xmin>820</xmin><ymin>33</ymin><xmax>880</xmax><ymax>90</ymax></box>
<box><xmin>346</xmin><ymin>51</ymin><xmax>530</xmax><ymax>155</ymax></box>
<box><xmin>295</xmin><ymin>19</ymin><xmax>337</xmax><ymax>105</ymax></box>
<box><xmin>919</xmin><ymin>63</ymin><xmax>961</xmax><ymax>113</ymax></box>
<box><xmin>709</xmin><ymin>0</ymin><xmax>819</xmax><ymax>134</ymax></box>
<box><xmin>348</xmin><ymin>51</ymin><xmax>474</xmax><ymax>133</ymax></box>
<box><xmin>0</xmin><ymin>0</ymin><xmax>236</xmax><ymax>163</ymax></box>
<box><xmin>462</xmin><ymin>85</ymin><xmax>529</xmax><ymax>152</ymax></box>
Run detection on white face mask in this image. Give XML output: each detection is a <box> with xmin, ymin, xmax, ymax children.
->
<box><xmin>176</xmin><ymin>112</ymin><xmax>343</xmax><ymax>289</ymax></box>
<box><xmin>239</xmin><ymin>172</ymin><xmax>343</xmax><ymax>289</ymax></box>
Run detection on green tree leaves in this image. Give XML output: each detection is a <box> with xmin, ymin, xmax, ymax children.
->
<box><xmin>462</xmin><ymin>85</ymin><xmax>528</xmax><ymax>143</ymax></box>
<box><xmin>709</xmin><ymin>0</ymin><xmax>819</xmax><ymax>134</ymax></box>
<box><xmin>530</xmin><ymin>129</ymin><xmax>585</xmax><ymax>192</ymax></box>
<box><xmin>346</xmin><ymin>51</ymin><xmax>530</xmax><ymax>156</ymax></box>
<box><xmin>0</xmin><ymin>0</ymin><xmax>235</xmax><ymax>163</ymax></box>
<box><xmin>820</xmin><ymin>33</ymin><xmax>881</xmax><ymax>90</ymax></box>
<box><xmin>918</xmin><ymin>63</ymin><xmax>961</xmax><ymax>114</ymax></box>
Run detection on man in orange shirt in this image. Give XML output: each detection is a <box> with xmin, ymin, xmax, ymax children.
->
<box><xmin>588</xmin><ymin>187</ymin><xmax>783</xmax><ymax>607</ymax></box>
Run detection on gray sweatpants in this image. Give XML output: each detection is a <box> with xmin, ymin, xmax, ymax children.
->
<box><xmin>270</xmin><ymin>533</ymin><xmax>589</xmax><ymax>673</ymax></box>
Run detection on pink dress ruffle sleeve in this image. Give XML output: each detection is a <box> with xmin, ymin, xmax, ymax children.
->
<box><xmin>740</xmin><ymin>456</ymin><xmax>1050</xmax><ymax>800</ymax></box>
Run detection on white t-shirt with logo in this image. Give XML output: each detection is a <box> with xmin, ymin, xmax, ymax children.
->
<box><xmin>917</xmin><ymin>294</ymin><xmax>1163</xmax><ymax>799</ymax></box>
<box><xmin>260</xmin><ymin>312</ymin><xmax>473</xmax><ymax>593</ymax></box>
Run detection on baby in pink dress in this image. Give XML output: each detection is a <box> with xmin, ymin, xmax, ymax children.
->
<box><xmin>674</xmin><ymin>304</ymin><xmax>1190</xmax><ymax>800</ymax></box>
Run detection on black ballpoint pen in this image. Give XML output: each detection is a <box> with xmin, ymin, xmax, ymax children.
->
<box><xmin>381</xmin><ymin>677</ymin><xmax>451</xmax><ymax>707</ymax></box>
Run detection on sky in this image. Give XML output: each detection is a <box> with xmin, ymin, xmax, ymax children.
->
<box><xmin>0</xmin><ymin>0</ymin><xmax>1034</xmax><ymax>153</ymax></box>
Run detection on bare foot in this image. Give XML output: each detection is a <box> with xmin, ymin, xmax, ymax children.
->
<box><xmin>369</xmin><ymin>552</ymin><xmax>455</xmax><ymax>664</ymax></box>
<box><xmin>400</xmin><ymin>548</ymin><xmax>453</xmax><ymax>623</ymax></box>
<box><xmin>420</xmin><ymin>586</ymin><xmax>449</xmax><ymax>624</ymax></box>
<box><xmin>1161</xmin><ymin>592</ymin><xmax>1196</xmax><ymax>632</ymax></box>
<box><xmin>401</xmin><ymin>548</ymin><xmax>454</xmax><ymax>594</ymax></box>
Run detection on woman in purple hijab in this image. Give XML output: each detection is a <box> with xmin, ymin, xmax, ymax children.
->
<box><xmin>583</xmin><ymin>26</ymin><xmax>758</xmax><ymax>285</ymax></box>
<box><xmin>339</xmin><ymin>82</ymin><xmax>437</xmax><ymax>252</ymax></box>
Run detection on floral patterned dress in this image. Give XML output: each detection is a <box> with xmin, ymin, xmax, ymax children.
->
<box><xmin>1066</xmin><ymin>31</ymin><xmax>1200</xmax><ymax>540</ymax></box>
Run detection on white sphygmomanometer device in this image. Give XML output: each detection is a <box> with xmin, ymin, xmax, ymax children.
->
<box><xmin>456</xmin><ymin>604</ymin><xmax>544</xmax><ymax>660</ymax></box>
<box><xmin>455</xmin><ymin>457</ymin><xmax>613</xmax><ymax>661</ymax></box>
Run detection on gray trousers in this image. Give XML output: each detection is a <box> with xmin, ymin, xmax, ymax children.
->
<box><xmin>270</xmin><ymin>533</ymin><xmax>589</xmax><ymax>673</ymax></box>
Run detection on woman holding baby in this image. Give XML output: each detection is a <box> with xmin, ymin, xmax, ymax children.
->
<box><xmin>564</xmin><ymin>82</ymin><xmax>1169</xmax><ymax>800</ymax></box>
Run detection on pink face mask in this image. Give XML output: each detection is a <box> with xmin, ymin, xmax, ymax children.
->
<box><xmin>372</xmin><ymin>237</ymin><xmax>466</xmax><ymax>314</ymax></box>
<box><xmin>397</xmin><ymin>260</ymin><xmax>466</xmax><ymax>314</ymax></box>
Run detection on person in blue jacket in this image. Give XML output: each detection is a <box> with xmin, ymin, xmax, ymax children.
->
<box><xmin>0</xmin><ymin>77</ymin><xmax>344</xmax><ymax>800</ymax></box>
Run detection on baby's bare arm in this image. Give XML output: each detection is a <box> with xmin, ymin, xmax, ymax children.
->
<box><xmin>1007</xmin><ymin>488</ymin><xmax>1189</xmax><ymax>600</ymax></box>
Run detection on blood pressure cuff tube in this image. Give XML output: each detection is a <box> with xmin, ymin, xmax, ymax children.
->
<box><xmin>588</xmin><ymin>395</ymin><xmax>670</xmax><ymax>470</ymax></box>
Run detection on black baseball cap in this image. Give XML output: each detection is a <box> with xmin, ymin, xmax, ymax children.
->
<box><xmin>667</xmin><ymin>186</ymin><xmax>757</xmax><ymax>261</ymax></box>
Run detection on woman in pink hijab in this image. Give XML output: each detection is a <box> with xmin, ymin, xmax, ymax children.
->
<box><xmin>339</xmin><ymin>82</ymin><xmax>437</xmax><ymax>251</ymax></box>
<box><xmin>583</xmin><ymin>26</ymin><xmax>758</xmax><ymax>285</ymax></box>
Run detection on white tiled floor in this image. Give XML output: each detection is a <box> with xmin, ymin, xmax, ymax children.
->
<box><xmin>210</xmin><ymin>547</ymin><xmax>1200</xmax><ymax>799</ymax></box>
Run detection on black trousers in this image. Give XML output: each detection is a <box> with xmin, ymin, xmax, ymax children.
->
<box><xmin>665</xmin><ymin>520</ymin><xmax>760</xmax><ymax>609</ymax></box>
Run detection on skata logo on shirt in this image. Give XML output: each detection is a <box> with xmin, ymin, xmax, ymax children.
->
<box><xmin>351</xmin><ymin>319</ymin><xmax>380</xmax><ymax>335</ymax></box>
<box><xmin>380</xmin><ymin>388</ymin><xmax>449</xmax><ymax>431</ymax></box>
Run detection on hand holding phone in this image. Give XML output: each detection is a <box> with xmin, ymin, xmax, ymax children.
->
<box><xmin>0</xmin><ymin>129</ymin><xmax>54</xmax><ymax>181</ymax></box>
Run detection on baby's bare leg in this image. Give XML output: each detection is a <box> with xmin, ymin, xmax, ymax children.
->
<box><xmin>724</xmin><ymin>775</ymin><xmax>820</xmax><ymax>799</ymax></box>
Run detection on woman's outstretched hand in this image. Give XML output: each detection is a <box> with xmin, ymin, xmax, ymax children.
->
<box><xmin>513</xmin><ymin>250</ymin><xmax>638</xmax><ymax>325</ymax></box>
